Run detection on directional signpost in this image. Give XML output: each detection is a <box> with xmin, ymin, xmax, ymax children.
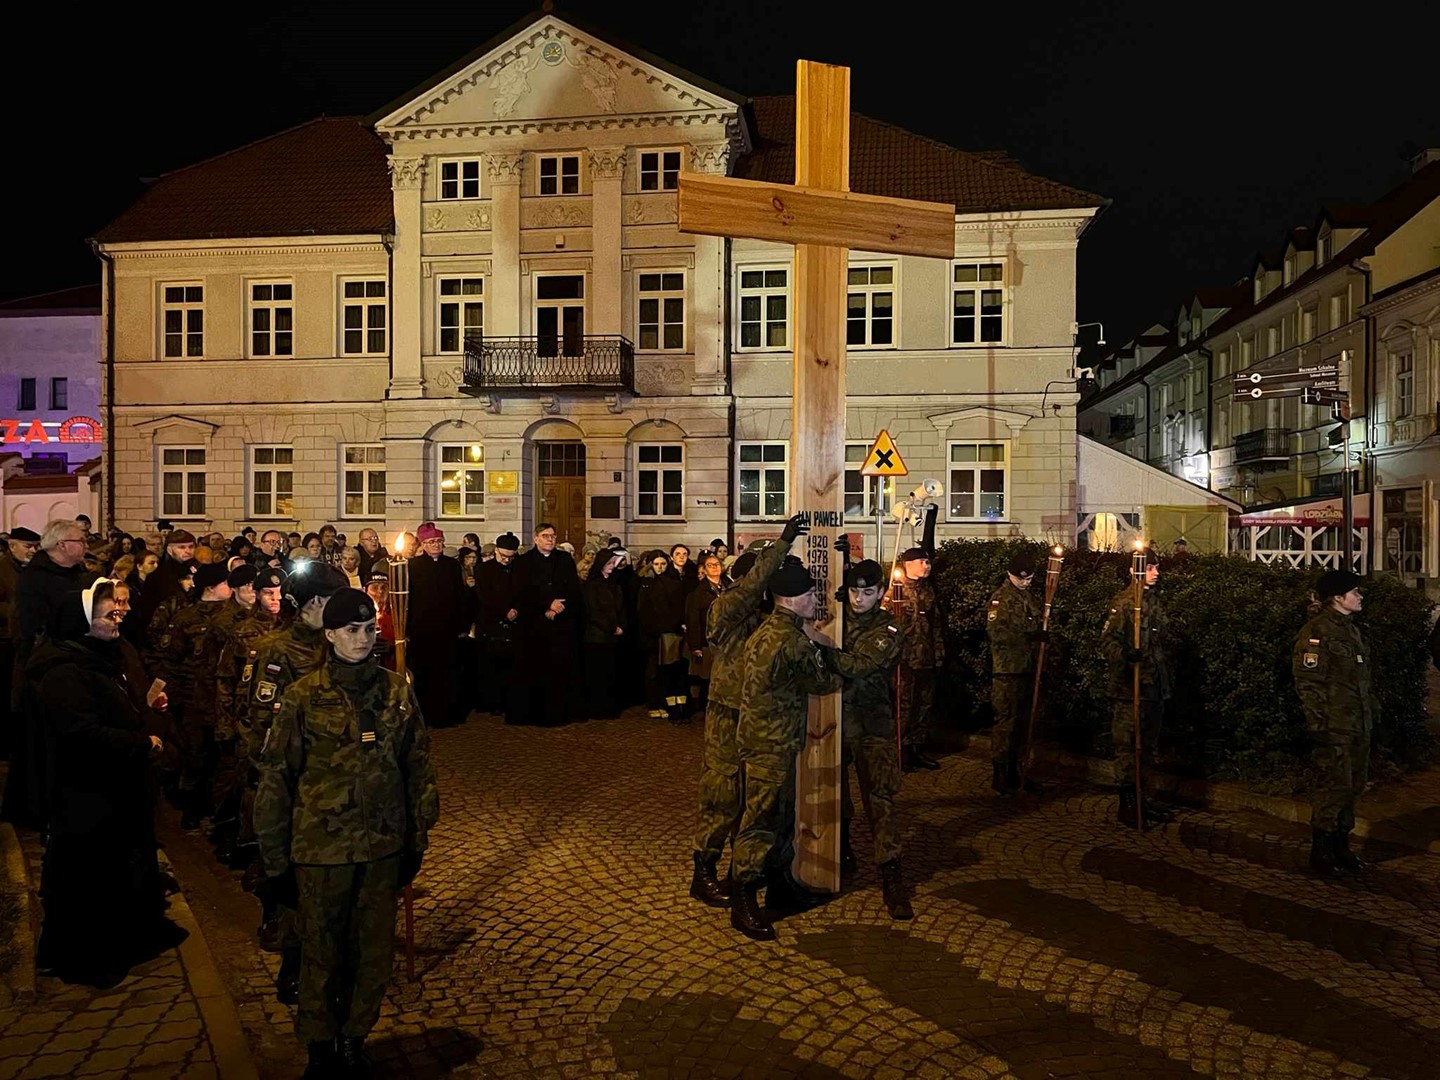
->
<box><xmin>1231</xmin><ymin>365</ymin><xmax>1338</xmax><ymax>400</ymax></box>
<box><xmin>860</xmin><ymin>429</ymin><xmax>908</xmax><ymax>575</ymax></box>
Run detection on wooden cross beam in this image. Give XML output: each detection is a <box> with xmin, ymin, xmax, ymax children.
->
<box><xmin>678</xmin><ymin>60</ymin><xmax>955</xmax><ymax>894</ymax></box>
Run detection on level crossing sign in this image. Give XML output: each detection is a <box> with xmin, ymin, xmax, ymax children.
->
<box><xmin>859</xmin><ymin>429</ymin><xmax>908</xmax><ymax>477</ymax></box>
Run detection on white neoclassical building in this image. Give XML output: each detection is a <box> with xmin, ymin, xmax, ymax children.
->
<box><xmin>94</xmin><ymin>12</ymin><xmax>1104</xmax><ymax>554</ymax></box>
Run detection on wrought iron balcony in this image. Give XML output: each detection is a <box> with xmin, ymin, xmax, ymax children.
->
<box><xmin>461</xmin><ymin>335</ymin><xmax>635</xmax><ymax>393</ymax></box>
<box><xmin>1233</xmin><ymin>427</ymin><xmax>1291</xmax><ymax>465</ymax></box>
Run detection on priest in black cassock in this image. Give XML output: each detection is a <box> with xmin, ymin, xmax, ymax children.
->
<box><xmin>407</xmin><ymin>522</ymin><xmax>474</xmax><ymax>727</ymax></box>
<box><xmin>512</xmin><ymin>522</ymin><xmax>582</xmax><ymax>725</ymax></box>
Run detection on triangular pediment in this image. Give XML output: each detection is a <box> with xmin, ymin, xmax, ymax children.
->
<box><xmin>374</xmin><ymin>16</ymin><xmax>745</xmax><ymax>138</ymax></box>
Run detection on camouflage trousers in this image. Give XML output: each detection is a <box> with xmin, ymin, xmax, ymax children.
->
<box><xmin>896</xmin><ymin>666</ymin><xmax>936</xmax><ymax>748</ymax></box>
<box><xmin>841</xmin><ymin>735</ymin><xmax>903</xmax><ymax>864</ymax></box>
<box><xmin>210</xmin><ymin>737</ymin><xmax>243</xmax><ymax>827</ymax></box>
<box><xmin>1111</xmin><ymin>699</ymin><xmax>1164</xmax><ymax>786</ymax></box>
<box><xmin>731</xmin><ymin>750</ymin><xmax>796</xmax><ymax>884</ymax></box>
<box><xmin>1309</xmin><ymin>727</ymin><xmax>1370</xmax><ymax>833</ymax></box>
<box><xmin>990</xmin><ymin>675</ymin><xmax>1032</xmax><ymax>769</ymax></box>
<box><xmin>693</xmin><ymin>702</ymin><xmax>742</xmax><ymax>863</ymax></box>
<box><xmin>295</xmin><ymin>856</ymin><xmax>400</xmax><ymax>1043</ymax></box>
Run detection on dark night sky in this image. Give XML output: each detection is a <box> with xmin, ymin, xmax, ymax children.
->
<box><xmin>7</xmin><ymin>1</ymin><xmax>1436</xmax><ymax>343</ymax></box>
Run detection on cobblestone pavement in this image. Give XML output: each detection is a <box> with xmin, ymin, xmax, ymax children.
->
<box><xmin>159</xmin><ymin>706</ymin><xmax>1440</xmax><ymax>1080</ymax></box>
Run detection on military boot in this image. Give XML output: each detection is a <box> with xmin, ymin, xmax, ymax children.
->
<box><xmin>302</xmin><ymin>1040</ymin><xmax>339</xmax><ymax>1079</ymax></box>
<box><xmin>337</xmin><ymin>1036</ymin><xmax>374</xmax><ymax>1079</ymax></box>
<box><xmin>910</xmin><ymin>746</ymin><xmax>941</xmax><ymax>771</ymax></box>
<box><xmin>1332</xmin><ymin>829</ymin><xmax>1367</xmax><ymax>873</ymax></box>
<box><xmin>991</xmin><ymin>760</ymin><xmax>1018</xmax><ymax>797</ymax></box>
<box><xmin>763</xmin><ymin>872</ymin><xmax>829</xmax><ymax>917</ymax></box>
<box><xmin>240</xmin><ymin>853</ymin><xmax>264</xmax><ymax>894</ymax></box>
<box><xmin>1310</xmin><ymin>829</ymin><xmax>1345</xmax><ymax>879</ymax></box>
<box><xmin>1116</xmin><ymin>787</ymin><xmax>1143</xmax><ymax>829</ymax></box>
<box><xmin>839</xmin><ymin>827</ymin><xmax>858</xmax><ymax>879</ymax></box>
<box><xmin>879</xmin><ymin>859</ymin><xmax>914</xmax><ymax>920</ymax></box>
<box><xmin>689</xmin><ymin>853</ymin><xmax>732</xmax><ymax>908</ymax></box>
<box><xmin>730</xmin><ymin>882</ymin><xmax>776</xmax><ymax>942</ymax></box>
<box><xmin>276</xmin><ymin>946</ymin><xmax>301</xmax><ymax>1004</ymax></box>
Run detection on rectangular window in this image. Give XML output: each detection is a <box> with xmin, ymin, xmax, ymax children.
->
<box><xmin>1317</xmin><ymin>233</ymin><xmax>1332</xmax><ymax>264</ymax></box>
<box><xmin>249</xmin><ymin>446</ymin><xmax>295</xmax><ymax>519</ymax></box>
<box><xmin>161</xmin><ymin>283</ymin><xmax>204</xmax><ymax>358</ymax></box>
<box><xmin>1301</xmin><ymin>306</ymin><xmax>1317</xmax><ymax>343</ymax></box>
<box><xmin>737</xmin><ymin>442</ymin><xmax>787</xmax><ymax>518</ymax></box>
<box><xmin>437</xmin><ymin>277</ymin><xmax>484</xmax><ymax>353</ymax></box>
<box><xmin>160</xmin><ymin>447</ymin><xmax>207</xmax><ymax>518</ymax></box>
<box><xmin>438</xmin><ymin>444</ymin><xmax>484</xmax><ymax>518</ymax></box>
<box><xmin>637</xmin><ymin>272</ymin><xmax>685</xmax><ymax>351</ymax></box>
<box><xmin>1395</xmin><ymin>353</ymin><xmax>1414</xmax><ymax>419</ymax></box>
<box><xmin>535</xmin><ymin>275</ymin><xmax>586</xmax><ymax>358</ymax></box>
<box><xmin>18</xmin><ymin>378</ymin><xmax>35</xmax><ymax>411</ymax></box>
<box><xmin>341</xmin><ymin>445</ymin><xmax>386</xmax><ymax>517</ymax></box>
<box><xmin>1217</xmin><ymin>348</ymin><xmax>1231</xmax><ymax>377</ymax></box>
<box><xmin>1240</xmin><ymin>338</ymin><xmax>1254</xmax><ymax>366</ymax></box>
<box><xmin>341</xmin><ymin>279</ymin><xmax>387</xmax><ymax>355</ymax></box>
<box><xmin>846</xmin><ymin>265</ymin><xmax>895</xmax><ymax>347</ymax></box>
<box><xmin>439</xmin><ymin>159</ymin><xmax>481</xmax><ymax>200</ymax></box>
<box><xmin>249</xmin><ymin>281</ymin><xmax>294</xmax><ymax>357</ymax></box>
<box><xmin>538</xmin><ymin>154</ymin><xmax>580</xmax><ymax>196</ymax></box>
<box><xmin>952</xmin><ymin>262</ymin><xmax>1004</xmax><ymax>344</ymax></box>
<box><xmin>843</xmin><ymin>442</ymin><xmax>894</xmax><ymax>520</ymax></box>
<box><xmin>1329</xmin><ymin>292</ymin><xmax>1347</xmax><ymax>330</ymax></box>
<box><xmin>948</xmin><ymin>442</ymin><xmax>1008</xmax><ymax>521</ymax></box>
<box><xmin>635</xmin><ymin>443</ymin><xmax>684</xmax><ymax>518</ymax></box>
<box><xmin>639</xmin><ymin>150</ymin><xmax>682</xmax><ymax>192</ymax></box>
<box><xmin>1266</xmin><ymin>325</ymin><xmax>1281</xmax><ymax>357</ymax></box>
<box><xmin>738</xmin><ymin>268</ymin><xmax>788</xmax><ymax>349</ymax></box>
<box><xmin>49</xmin><ymin>377</ymin><xmax>67</xmax><ymax>410</ymax></box>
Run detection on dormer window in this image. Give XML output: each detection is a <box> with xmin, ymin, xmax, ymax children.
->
<box><xmin>1317</xmin><ymin>230</ymin><xmax>1333</xmax><ymax>265</ymax></box>
<box><xmin>1254</xmin><ymin>277</ymin><xmax>1265</xmax><ymax>304</ymax></box>
<box><xmin>1283</xmin><ymin>252</ymin><xmax>1296</xmax><ymax>286</ymax></box>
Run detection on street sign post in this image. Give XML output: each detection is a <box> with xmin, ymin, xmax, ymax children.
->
<box><xmin>859</xmin><ymin>429</ymin><xmax>907</xmax><ymax>581</ymax></box>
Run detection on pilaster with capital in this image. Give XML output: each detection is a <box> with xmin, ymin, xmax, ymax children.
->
<box><xmin>688</xmin><ymin>144</ymin><xmax>730</xmax><ymax>394</ymax></box>
<box><xmin>387</xmin><ymin>156</ymin><xmax>426</xmax><ymax>399</ymax></box>
<box><xmin>589</xmin><ymin>147</ymin><xmax>626</xmax><ymax>337</ymax></box>
<box><xmin>486</xmin><ymin>151</ymin><xmax>524</xmax><ymax>337</ymax></box>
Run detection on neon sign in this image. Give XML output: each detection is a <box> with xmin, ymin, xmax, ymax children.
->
<box><xmin>0</xmin><ymin>416</ymin><xmax>103</xmax><ymax>445</ymax></box>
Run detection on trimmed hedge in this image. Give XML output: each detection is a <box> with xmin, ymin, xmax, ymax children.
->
<box><xmin>929</xmin><ymin>540</ymin><xmax>1434</xmax><ymax>790</ymax></box>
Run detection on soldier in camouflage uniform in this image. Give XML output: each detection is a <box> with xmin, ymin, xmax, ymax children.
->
<box><xmin>985</xmin><ymin>549</ymin><xmax>1043</xmax><ymax>795</ymax></box>
<box><xmin>1292</xmin><ymin>569</ymin><xmax>1373</xmax><ymax>878</ymax></box>
<box><xmin>827</xmin><ymin>559</ymin><xmax>911</xmax><ymax>920</ymax></box>
<box><xmin>893</xmin><ymin>504</ymin><xmax>944</xmax><ymax>771</ymax></box>
<box><xmin>255</xmin><ymin>588</ymin><xmax>439</xmax><ymax>1079</ymax></box>
<box><xmin>202</xmin><ymin>564</ymin><xmax>259</xmax><ymax>861</ymax></box>
<box><xmin>246</xmin><ymin>562</ymin><xmax>348</xmax><ymax>1001</ymax></box>
<box><xmin>688</xmin><ymin>513</ymin><xmax>805</xmax><ymax>909</ymax></box>
<box><xmin>730</xmin><ymin>556</ymin><xmax>841</xmax><ymax>941</ymax></box>
<box><xmin>1099</xmin><ymin>548</ymin><xmax>1172</xmax><ymax>828</ymax></box>
<box><xmin>162</xmin><ymin>562</ymin><xmax>233</xmax><ymax>829</ymax></box>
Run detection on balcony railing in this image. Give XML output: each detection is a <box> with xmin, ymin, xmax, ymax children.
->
<box><xmin>461</xmin><ymin>335</ymin><xmax>635</xmax><ymax>393</ymax></box>
<box><xmin>1233</xmin><ymin>427</ymin><xmax>1291</xmax><ymax>465</ymax></box>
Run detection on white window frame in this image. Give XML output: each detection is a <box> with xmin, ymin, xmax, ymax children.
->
<box><xmin>634</xmin><ymin>443</ymin><xmax>685</xmax><ymax>520</ymax></box>
<box><xmin>340</xmin><ymin>278</ymin><xmax>388</xmax><ymax>356</ymax></box>
<box><xmin>736</xmin><ymin>266</ymin><xmax>789</xmax><ymax>351</ymax></box>
<box><xmin>248</xmin><ymin>280</ymin><xmax>294</xmax><ymax>358</ymax></box>
<box><xmin>158</xmin><ymin>446</ymin><xmax>207</xmax><ymax>519</ymax></box>
<box><xmin>340</xmin><ymin>444</ymin><xmax>387</xmax><ymax>519</ymax></box>
<box><xmin>248</xmin><ymin>445</ymin><xmax>295</xmax><ymax>520</ymax></box>
<box><xmin>533</xmin><ymin>272</ymin><xmax>587</xmax><ymax>357</ymax></box>
<box><xmin>638</xmin><ymin>149</ymin><xmax>683</xmax><ymax>192</ymax></box>
<box><xmin>947</xmin><ymin>441</ymin><xmax>1010</xmax><ymax>523</ymax></box>
<box><xmin>844</xmin><ymin>442</ymin><xmax>894</xmax><ymax>520</ymax></box>
<box><xmin>736</xmin><ymin>441</ymin><xmax>789</xmax><ymax>520</ymax></box>
<box><xmin>636</xmin><ymin>271</ymin><xmax>686</xmax><ymax>352</ymax></box>
<box><xmin>438</xmin><ymin>158</ymin><xmax>482</xmax><ymax>201</ymax></box>
<box><xmin>951</xmin><ymin>261</ymin><xmax>1006</xmax><ymax>346</ymax></box>
<box><xmin>846</xmin><ymin>263</ymin><xmax>897</xmax><ymax>349</ymax></box>
<box><xmin>1395</xmin><ymin>352</ymin><xmax>1414</xmax><ymax>419</ymax></box>
<box><xmin>160</xmin><ymin>282</ymin><xmax>204</xmax><ymax>359</ymax></box>
<box><xmin>436</xmin><ymin>276</ymin><xmax>484</xmax><ymax>354</ymax></box>
<box><xmin>537</xmin><ymin>153</ymin><xmax>581</xmax><ymax>196</ymax></box>
<box><xmin>436</xmin><ymin>443</ymin><xmax>485</xmax><ymax>519</ymax></box>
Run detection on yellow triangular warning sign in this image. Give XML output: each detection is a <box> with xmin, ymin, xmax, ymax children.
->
<box><xmin>860</xmin><ymin>429</ymin><xmax>908</xmax><ymax>476</ymax></box>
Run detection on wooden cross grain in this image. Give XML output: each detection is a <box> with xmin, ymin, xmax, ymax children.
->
<box><xmin>677</xmin><ymin>60</ymin><xmax>955</xmax><ymax>893</ymax></box>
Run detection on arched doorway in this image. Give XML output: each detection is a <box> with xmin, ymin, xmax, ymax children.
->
<box><xmin>526</xmin><ymin>418</ymin><xmax>587</xmax><ymax>549</ymax></box>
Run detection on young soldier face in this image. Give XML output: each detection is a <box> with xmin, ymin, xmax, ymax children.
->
<box><xmin>1335</xmin><ymin>588</ymin><xmax>1363</xmax><ymax>614</ymax></box>
<box><xmin>904</xmin><ymin>557</ymin><xmax>930</xmax><ymax>581</ymax></box>
<box><xmin>848</xmin><ymin>584</ymin><xmax>883</xmax><ymax>615</ymax></box>
<box><xmin>258</xmin><ymin>587</ymin><xmax>283</xmax><ymax>615</ymax></box>
<box><xmin>1008</xmin><ymin>571</ymin><xmax>1034</xmax><ymax>589</ymax></box>
<box><xmin>234</xmin><ymin>582</ymin><xmax>256</xmax><ymax>607</ymax></box>
<box><xmin>326</xmin><ymin>617</ymin><xmax>378</xmax><ymax>662</ymax></box>
<box><xmin>300</xmin><ymin>595</ymin><xmax>329</xmax><ymax>629</ymax></box>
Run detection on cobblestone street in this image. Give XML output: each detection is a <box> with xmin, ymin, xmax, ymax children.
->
<box><xmin>155</xmin><ymin>707</ymin><xmax>1440</xmax><ymax>1080</ymax></box>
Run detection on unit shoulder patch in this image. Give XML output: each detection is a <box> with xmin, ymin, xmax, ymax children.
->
<box><xmin>256</xmin><ymin>680</ymin><xmax>278</xmax><ymax>703</ymax></box>
<box><xmin>987</xmin><ymin>609</ymin><xmax>998</xmax><ymax>622</ymax></box>
<box><xmin>1302</xmin><ymin>652</ymin><xmax>1319</xmax><ymax>669</ymax></box>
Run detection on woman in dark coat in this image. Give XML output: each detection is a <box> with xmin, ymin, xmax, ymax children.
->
<box><xmin>580</xmin><ymin>549</ymin><xmax>628</xmax><ymax>719</ymax></box>
<box><xmin>684</xmin><ymin>552</ymin><xmax>726</xmax><ymax>721</ymax></box>
<box><xmin>31</xmin><ymin>580</ymin><xmax>182</xmax><ymax>987</ymax></box>
<box><xmin>636</xmin><ymin>551</ymin><xmax>687</xmax><ymax>722</ymax></box>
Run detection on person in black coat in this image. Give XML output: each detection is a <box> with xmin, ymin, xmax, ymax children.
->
<box><xmin>475</xmin><ymin>532</ymin><xmax>523</xmax><ymax>716</ymax></box>
<box><xmin>128</xmin><ymin>529</ymin><xmax>197</xmax><ymax>644</ymax></box>
<box><xmin>684</xmin><ymin>551</ymin><xmax>726</xmax><ymax>721</ymax></box>
<box><xmin>637</xmin><ymin>551</ymin><xmax>688</xmax><ymax>722</ymax></box>
<box><xmin>581</xmin><ymin>549</ymin><xmax>628</xmax><ymax>719</ymax></box>
<box><xmin>669</xmin><ymin>543</ymin><xmax>698</xmax><ymax>595</ymax></box>
<box><xmin>31</xmin><ymin>580</ymin><xmax>184</xmax><ymax>987</ymax></box>
<box><xmin>512</xmin><ymin>522</ymin><xmax>582</xmax><ymax>726</ymax></box>
<box><xmin>407</xmin><ymin>523</ymin><xmax>474</xmax><ymax>727</ymax></box>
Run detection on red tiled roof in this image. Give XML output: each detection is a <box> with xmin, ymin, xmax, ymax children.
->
<box><xmin>736</xmin><ymin>96</ymin><xmax>1106</xmax><ymax>214</ymax></box>
<box><xmin>95</xmin><ymin>118</ymin><xmax>394</xmax><ymax>244</ymax></box>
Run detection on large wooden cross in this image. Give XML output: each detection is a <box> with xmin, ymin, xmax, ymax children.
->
<box><xmin>678</xmin><ymin>61</ymin><xmax>955</xmax><ymax>893</ymax></box>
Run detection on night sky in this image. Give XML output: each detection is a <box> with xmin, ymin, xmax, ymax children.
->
<box><xmin>9</xmin><ymin>0</ymin><xmax>1436</xmax><ymax>344</ymax></box>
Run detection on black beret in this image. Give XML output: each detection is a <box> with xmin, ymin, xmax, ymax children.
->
<box><xmin>9</xmin><ymin>527</ymin><xmax>39</xmax><ymax>542</ymax></box>
<box><xmin>156</xmin><ymin>519</ymin><xmax>173</xmax><ymax>531</ymax></box>
<box><xmin>1316</xmin><ymin>569</ymin><xmax>1361</xmax><ymax>599</ymax></box>
<box><xmin>226</xmin><ymin>564</ymin><xmax>258</xmax><ymax>589</ymax></box>
<box><xmin>286</xmin><ymin>563</ymin><xmax>349</xmax><ymax>606</ymax></box>
<box><xmin>494</xmin><ymin>532</ymin><xmax>520</xmax><ymax>552</ymax></box>
<box><xmin>846</xmin><ymin>559</ymin><xmax>884</xmax><ymax>590</ymax></box>
<box><xmin>195</xmin><ymin>562</ymin><xmax>230</xmax><ymax>590</ymax></box>
<box><xmin>1008</xmin><ymin>550</ymin><xmax>1038</xmax><ymax>576</ymax></box>
<box><xmin>255</xmin><ymin>567</ymin><xmax>286</xmax><ymax>592</ymax></box>
<box><xmin>769</xmin><ymin>556</ymin><xmax>815</xmax><ymax>598</ymax></box>
<box><xmin>899</xmin><ymin>547</ymin><xmax>930</xmax><ymax>565</ymax></box>
<box><xmin>323</xmin><ymin>588</ymin><xmax>377</xmax><ymax>629</ymax></box>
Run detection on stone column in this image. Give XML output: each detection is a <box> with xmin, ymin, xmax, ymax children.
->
<box><xmin>689</xmin><ymin>143</ymin><xmax>731</xmax><ymax>395</ymax></box>
<box><xmin>387</xmin><ymin>156</ymin><xmax>426</xmax><ymax>399</ymax></box>
<box><xmin>589</xmin><ymin>147</ymin><xmax>626</xmax><ymax>337</ymax></box>
<box><xmin>486</xmin><ymin>152</ymin><xmax>525</xmax><ymax>337</ymax></box>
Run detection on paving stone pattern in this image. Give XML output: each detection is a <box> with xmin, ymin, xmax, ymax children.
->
<box><xmin>183</xmin><ymin>708</ymin><xmax>1440</xmax><ymax>1080</ymax></box>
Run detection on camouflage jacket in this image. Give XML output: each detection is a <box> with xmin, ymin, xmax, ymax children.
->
<box><xmin>706</xmin><ymin>537</ymin><xmax>792</xmax><ymax>710</ymax></box>
<box><xmin>737</xmin><ymin>609</ymin><xmax>841</xmax><ymax>757</ymax></box>
<box><xmin>894</xmin><ymin>576</ymin><xmax>945</xmax><ymax>669</ymax></box>
<box><xmin>254</xmin><ymin>658</ymin><xmax>439</xmax><ymax>875</ymax></box>
<box><xmin>143</xmin><ymin>594</ymin><xmax>190</xmax><ymax>680</ymax></box>
<box><xmin>244</xmin><ymin>621</ymin><xmax>329</xmax><ymax>749</ymax></box>
<box><xmin>986</xmin><ymin>579</ymin><xmax>1040</xmax><ymax>676</ymax></box>
<box><xmin>1100</xmin><ymin>586</ymin><xmax>1172</xmax><ymax>702</ymax></box>
<box><xmin>160</xmin><ymin>599</ymin><xmax>228</xmax><ymax>713</ymax></box>
<box><xmin>214</xmin><ymin>606</ymin><xmax>277</xmax><ymax>742</ymax></box>
<box><xmin>1292</xmin><ymin>607</ymin><xmax>1373</xmax><ymax>737</ymax></box>
<box><xmin>198</xmin><ymin>600</ymin><xmax>252</xmax><ymax>731</ymax></box>
<box><xmin>828</xmin><ymin>604</ymin><xmax>904</xmax><ymax>740</ymax></box>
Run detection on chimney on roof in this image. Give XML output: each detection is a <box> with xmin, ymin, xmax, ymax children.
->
<box><xmin>1412</xmin><ymin>148</ymin><xmax>1440</xmax><ymax>173</ymax></box>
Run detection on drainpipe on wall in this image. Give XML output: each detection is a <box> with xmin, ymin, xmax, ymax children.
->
<box><xmin>1196</xmin><ymin>346</ymin><xmax>1214</xmax><ymax>488</ymax></box>
<box><xmin>1352</xmin><ymin>258</ymin><xmax>1374</xmax><ymax>573</ymax></box>
<box><xmin>381</xmin><ymin>232</ymin><xmax>395</xmax><ymax>395</ymax></box>
<box><xmin>723</xmin><ymin>236</ymin><xmax>735</xmax><ymax>543</ymax></box>
<box><xmin>89</xmin><ymin>240</ymin><xmax>115</xmax><ymax>532</ymax></box>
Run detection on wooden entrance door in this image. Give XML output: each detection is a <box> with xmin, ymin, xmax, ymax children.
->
<box><xmin>537</xmin><ymin>441</ymin><xmax>586</xmax><ymax>548</ymax></box>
